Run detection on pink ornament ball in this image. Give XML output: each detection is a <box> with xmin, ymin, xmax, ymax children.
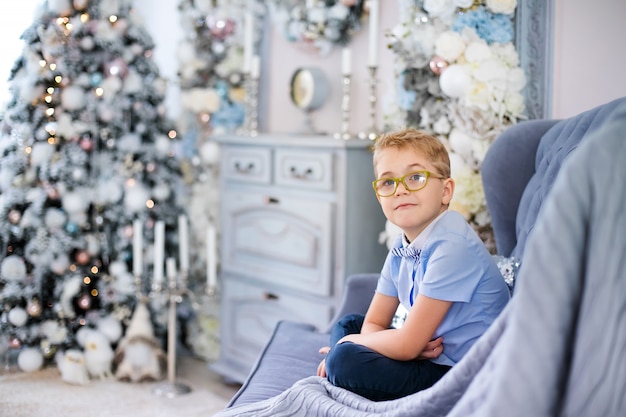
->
<box><xmin>8</xmin><ymin>209</ymin><xmax>22</xmax><ymax>225</ymax></box>
<box><xmin>27</xmin><ymin>300</ymin><xmax>43</xmax><ymax>317</ymax></box>
<box><xmin>79</xmin><ymin>137</ymin><xmax>94</xmax><ymax>152</ymax></box>
<box><xmin>77</xmin><ymin>294</ymin><xmax>92</xmax><ymax>310</ymax></box>
<box><xmin>75</xmin><ymin>250</ymin><xmax>90</xmax><ymax>265</ymax></box>
<box><xmin>429</xmin><ymin>56</ymin><xmax>448</xmax><ymax>75</ymax></box>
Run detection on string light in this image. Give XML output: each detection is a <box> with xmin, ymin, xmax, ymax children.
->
<box><xmin>167</xmin><ymin>130</ymin><xmax>177</xmax><ymax>139</ymax></box>
<box><xmin>109</xmin><ymin>15</ymin><xmax>118</xmax><ymax>23</ymax></box>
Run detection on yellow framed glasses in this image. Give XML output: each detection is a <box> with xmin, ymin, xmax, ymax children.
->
<box><xmin>372</xmin><ymin>170</ymin><xmax>446</xmax><ymax>197</ymax></box>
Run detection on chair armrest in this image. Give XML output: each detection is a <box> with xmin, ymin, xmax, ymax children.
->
<box><xmin>323</xmin><ymin>273</ymin><xmax>378</xmax><ymax>332</ymax></box>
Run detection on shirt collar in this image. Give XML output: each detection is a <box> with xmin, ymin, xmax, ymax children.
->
<box><xmin>403</xmin><ymin>210</ymin><xmax>448</xmax><ymax>251</ymax></box>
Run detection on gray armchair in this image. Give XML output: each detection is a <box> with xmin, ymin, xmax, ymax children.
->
<box><xmin>217</xmin><ymin>96</ymin><xmax>626</xmax><ymax>416</ymax></box>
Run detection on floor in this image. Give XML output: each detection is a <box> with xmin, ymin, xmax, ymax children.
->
<box><xmin>178</xmin><ymin>354</ymin><xmax>242</xmax><ymax>403</ymax></box>
<box><xmin>202</xmin><ymin>364</ymin><xmax>242</xmax><ymax>403</ymax></box>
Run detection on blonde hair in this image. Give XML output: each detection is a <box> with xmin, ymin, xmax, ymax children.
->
<box><xmin>373</xmin><ymin>128</ymin><xmax>450</xmax><ymax>178</ymax></box>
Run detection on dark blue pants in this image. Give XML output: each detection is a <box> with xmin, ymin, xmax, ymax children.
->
<box><xmin>325</xmin><ymin>313</ymin><xmax>451</xmax><ymax>401</ymax></box>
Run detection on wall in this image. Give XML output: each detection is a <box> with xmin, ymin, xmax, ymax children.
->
<box><xmin>552</xmin><ymin>0</ymin><xmax>626</xmax><ymax>118</ymax></box>
<box><xmin>137</xmin><ymin>0</ymin><xmax>626</xmax><ymax>127</ymax></box>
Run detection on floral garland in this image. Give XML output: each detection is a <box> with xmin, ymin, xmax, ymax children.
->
<box><xmin>383</xmin><ymin>0</ymin><xmax>526</xmax><ymax>251</ymax></box>
<box><xmin>175</xmin><ymin>0</ymin><xmax>265</xmax><ymax>361</ymax></box>
<box><xmin>270</xmin><ymin>0</ymin><xmax>365</xmax><ymax>55</ymax></box>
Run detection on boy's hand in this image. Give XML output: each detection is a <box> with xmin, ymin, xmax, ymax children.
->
<box><xmin>317</xmin><ymin>346</ymin><xmax>331</xmax><ymax>377</ymax></box>
<box><xmin>417</xmin><ymin>336</ymin><xmax>443</xmax><ymax>360</ymax></box>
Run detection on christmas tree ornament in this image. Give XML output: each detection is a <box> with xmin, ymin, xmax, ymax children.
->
<box><xmin>0</xmin><ymin>255</ymin><xmax>26</xmax><ymax>282</ymax></box>
<box><xmin>40</xmin><ymin>339</ymin><xmax>57</xmax><ymax>359</ymax></box>
<box><xmin>17</xmin><ymin>347</ymin><xmax>44</xmax><ymax>372</ymax></box>
<box><xmin>8</xmin><ymin>210</ymin><xmax>22</xmax><ymax>225</ymax></box>
<box><xmin>77</xmin><ymin>294</ymin><xmax>92</xmax><ymax>310</ymax></box>
<box><xmin>27</xmin><ymin>299</ymin><xmax>43</xmax><ymax>318</ymax></box>
<box><xmin>9</xmin><ymin>337</ymin><xmax>22</xmax><ymax>350</ymax></box>
<box><xmin>8</xmin><ymin>307</ymin><xmax>28</xmax><ymax>327</ymax></box>
<box><xmin>75</xmin><ymin>250</ymin><xmax>90</xmax><ymax>265</ymax></box>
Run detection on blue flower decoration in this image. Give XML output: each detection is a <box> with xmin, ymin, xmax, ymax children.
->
<box><xmin>396</xmin><ymin>74</ymin><xmax>417</xmax><ymax>111</ymax></box>
<box><xmin>453</xmin><ymin>6</ymin><xmax>514</xmax><ymax>44</ymax></box>
<box><xmin>211</xmin><ymin>101</ymin><xmax>245</xmax><ymax>131</ymax></box>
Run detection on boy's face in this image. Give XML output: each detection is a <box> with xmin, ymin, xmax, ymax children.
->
<box><xmin>374</xmin><ymin>146</ymin><xmax>454</xmax><ymax>242</ymax></box>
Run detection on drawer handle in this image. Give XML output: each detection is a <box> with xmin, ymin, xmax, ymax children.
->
<box><xmin>289</xmin><ymin>166</ymin><xmax>314</xmax><ymax>179</ymax></box>
<box><xmin>264</xmin><ymin>292</ymin><xmax>279</xmax><ymax>300</ymax></box>
<box><xmin>234</xmin><ymin>161</ymin><xmax>255</xmax><ymax>173</ymax></box>
<box><xmin>265</xmin><ymin>196</ymin><xmax>280</xmax><ymax>204</ymax></box>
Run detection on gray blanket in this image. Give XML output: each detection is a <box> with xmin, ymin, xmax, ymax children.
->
<box><xmin>215</xmin><ymin>103</ymin><xmax>626</xmax><ymax>417</ymax></box>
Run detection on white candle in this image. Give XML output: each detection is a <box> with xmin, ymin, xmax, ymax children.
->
<box><xmin>368</xmin><ymin>0</ymin><xmax>379</xmax><ymax>67</ymax></box>
<box><xmin>153</xmin><ymin>221</ymin><xmax>165</xmax><ymax>286</ymax></box>
<box><xmin>132</xmin><ymin>220</ymin><xmax>143</xmax><ymax>276</ymax></box>
<box><xmin>342</xmin><ymin>47</ymin><xmax>352</xmax><ymax>75</ymax></box>
<box><xmin>243</xmin><ymin>12</ymin><xmax>254</xmax><ymax>74</ymax></box>
<box><xmin>178</xmin><ymin>215</ymin><xmax>189</xmax><ymax>272</ymax></box>
<box><xmin>166</xmin><ymin>257</ymin><xmax>177</xmax><ymax>284</ymax></box>
<box><xmin>206</xmin><ymin>224</ymin><xmax>217</xmax><ymax>290</ymax></box>
<box><xmin>251</xmin><ymin>55</ymin><xmax>260</xmax><ymax>79</ymax></box>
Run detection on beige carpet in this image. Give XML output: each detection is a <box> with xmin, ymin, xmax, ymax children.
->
<box><xmin>0</xmin><ymin>356</ymin><xmax>236</xmax><ymax>417</ymax></box>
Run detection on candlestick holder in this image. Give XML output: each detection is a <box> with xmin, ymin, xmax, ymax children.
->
<box><xmin>153</xmin><ymin>274</ymin><xmax>192</xmax><ymax>398</ymax></box>
<box><xmin>334</xmin><ymin>74</ymin><xmax>352</xmax><ymax>140</ymax></box>
<box><xmin>243</xmin><ymin>73</ymin><xmax>259</xmax><ymax>137</ymax></box>
<box><xmin>358</xmin><ymin>66</ymin><xmax>379</xmax><ymax>141</ymax></box>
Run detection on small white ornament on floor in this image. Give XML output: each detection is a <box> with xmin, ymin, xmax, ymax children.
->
<box><xmin>76</xmin><ymin>327</ymin><xmax>115</xmax><ymax>379</ymax></box>
<box><xmin>113</xmin><ymin>300</ymin><xmax>166</xmax><ymax>382</ymax></box>
<box><xmin>56</xmin><ymin>349</ymin><xmax>90</xmax><ymax>385</ymax></box>
<box><xmin>17</xmin><ymin>347</ymin><xmax>44</xmax><ymax>372</ymax></box>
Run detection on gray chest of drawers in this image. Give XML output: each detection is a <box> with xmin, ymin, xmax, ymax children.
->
<box><xmin>210</xmin><ymin>134</ymin><xmax>387</xmax><ymax>383</ymax></box>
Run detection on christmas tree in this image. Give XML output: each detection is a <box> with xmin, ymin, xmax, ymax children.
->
<box><xmin>0</xmin><ymin>0</ymin><xmax>185</xmax><ymax>368</ymax></box>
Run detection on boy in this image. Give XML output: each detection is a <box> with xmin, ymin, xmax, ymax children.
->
<box><xmin>317</xmin><ymin>128</ymin><xmax>510</xmax><ymax>401</ymax></box>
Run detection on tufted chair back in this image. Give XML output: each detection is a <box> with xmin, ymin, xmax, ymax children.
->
<box><xmin>482</xmin><ymin>97</ymin><xmax>626</xmax><ymax>259</ymax></box>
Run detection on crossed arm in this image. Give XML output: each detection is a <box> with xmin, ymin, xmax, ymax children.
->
<box><xmin>317</xmin><ymin>292</ymin><xmax>451</xmax><ymax>377</ymax></box>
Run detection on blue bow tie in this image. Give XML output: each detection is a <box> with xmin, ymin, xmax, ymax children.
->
<box><xmin>390</xmin><ymin>247</ymin><xmax>421</xmax><ymax>259</ymax></box>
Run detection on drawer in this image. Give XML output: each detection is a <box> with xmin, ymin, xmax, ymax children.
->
<box><xmin>220</xmin><ymin>278</ymin><xmax>333</xmax><ymax>367</ymax></box>
<box><xmin>222</xmin><ymin>146</ymin><xmax>271</xmax><ymax>184</ymax></box>
<box><xmin>274</xmin><ymin>149</ymin><xmax>333</xmax><ymax>191</ymax></box>
<box><xmin>222</xmin><ymin>190</ymin><xmax>334</xmax><ymax>296</ymax></box>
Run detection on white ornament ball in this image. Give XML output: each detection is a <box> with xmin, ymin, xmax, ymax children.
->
<box><xmin>1</xmin><ymin>255</ymin><xmax>27</xmax><ymax>281</ymax></box>
<box><xmin>9</xmin><ymin>307</ymin><xmax>29</xmax><ymax>327</ymax></box>
<box><xmin>439</xmin><ymin>65</ymin><xmax>471</xmax><ymax>98</ymax></box>
<box><xmin>30</xmin><ymin>143</ymin><xmax>55</xmax><ymax>167</ymax></box>
<box><xmin>80</xmin><ymin>36</ymin><xmax>95</xmax><ymax>50</ymax></box>
<box><xmin>97</xmin><ymin>316</ymin><xmax>123</xmax><ymax>343</ymax></box>
<box><xmin>154</xmin><ymin>135</ymin><xmax>171</xmax><ymax>156</ymax></box>
<box><xmin>61</xmin><ymin>85</ymin><xmax>86</xmax><ymax>111</ymax></box>
<box><xmin>109</xmin><ymin>260</ymin><xmax>128</xmax><ymax>275</ymax></box>
<box><xmin>18</xmin><ymin>348</ymin><xmax>44</xmax><ymax>372</ymax></box>
<box><xmin>124</xmin><ymin>184</ymin><xmax>151</xmax><ymax>213</ymax></box>
<box><xmin>152</xmin><ymin>183</ymin><xmax>171</xmax><ymax>201</ymax></box>
<box><xmin>50</xmin><ymin>253</ymin><xmax>71</xmax><ymax>275</ymax></box>
<box><xmin>48</xmin><ymin>0</ymin><xmax>72</xmax><ymax>16</ymax></box>
<box><xmin>62</xmin><ymin>190</ymin><xmax>90</xmax><ymax>214</ymax></box>
<box><xmin>200</xmin><ymin>141</ymin><xmax>220</xmax><ymax>165</ymax></box>
<box><xmin>448</xmin><ymin>128</ymin><xmax>474</xmax><ymax>159</ymax></box>
<box><xmin>45</xmin><ymin>208</ymin><xmax>67</xmax><ymax>229</ymax></box>
<box><xmin>96</xmin><ymin>179</ymin><xmax>123</xmax><ymax>205</ymax></box>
